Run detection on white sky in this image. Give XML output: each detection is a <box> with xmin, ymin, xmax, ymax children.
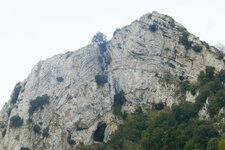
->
<box><xmin>0</xmin><ymin>0</ymin><xmax>225</xmax><ymax>109</ymax></box>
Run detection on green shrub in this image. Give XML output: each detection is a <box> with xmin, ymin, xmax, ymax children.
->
<box><xmin>29</xmin><ymin>95</ymin><xmax>50</xmax><ymax>115</ymax></box>
<box><xmin>20</xmin><ymin>147</ymin><xmax>29</xmax><ymax>150</ymax></box>
<box><xmin>33</xmin><ymin>124</ymin><xmax>41</xmax><ymax>134</ymax></box>
<box><xmin>93</xmin><ymin>123</ymin><xmax>107</xmax><ymax>142</ymax></box>
<box><xmin>95</xmin><ymin>75</ymin><xmax>108</xmax><ymax>86</ymax></box>
<box><xmin>92</xmin><ymin>32</ymin><xmax>107</xmax><ymax>45</ymax></box>
<box><xmin>179</xmin><ymin>32</ymin><xmax>192</xmax><ymax>49</ymax></box>
<box><xmin>56</xmin><ymin>77</ymin><xmax>64</xmax><ymax>82</ymax></box>
<box><xmin>202</xmin><ymin>41</ymin><xmax>210</xmax><ymax>49</ymax></box>
<box><xmin>192</xmin><ymin>45</ymin><xmax>203</xmax><ymax>52</ymax></box>
<box><xmin>172</xmin><ymin>102</ymin><xmax>197</xmax><ymax>122</ymax></box>
<box><xmin>217</xmin><ymin>52</ymin><xmax>224</xmax><ymax>60</ymax></box>
<box><xmin>160</xmin><ymin>72</ymin><xmax>173</xmax><ymax>85</ymax></box>
<box><xmin>113</xmin><ymin>91</ymin><xmax>126</xmax><ymax>117</ymax></box>
<box><xmin>198</xmin><ymin>66</ymin><xmax>215</xmax><ymax>85</ymax></box>
<box><xmin>77</xmin><ymin>103</ymin><xmax>219</xmax><ymax>150</ymax></box>
<box><xmin>10</xmin><ymin>82</ymin><xmax>22</xmax><ymax>104</ymax></box>
<box><xmin>179</xmin><ymin>80</ymin><xmax>197</xmax><ymax>96</ymax></box>
<box><xmin>179</xmin><ymin>75</ymin><xmax>185</xmax><ymax>81</ymax></box>
<box><xmin>153</xmin><ymin>102</ymin><xmax>164</xmax><ymax>110</ymax></box>
<box><xmin>2</xmin><ymin>129</ymin><xmax>6</xmax><ymax>137</ymax></box>
<box><xmin>207</xmin><ymin>89</ymin><xmax>225</xmax><ymax>118</ymax></box>
<box><xmin>43</xmin><ymin>127</ymin><xmax>49</xmax><ymax>137</ymax></box>
<box><xmin>149</xmin><ymin>24</ymin><xmax>158</xmax><ymax>32</ymax></box>
<box><xmin>10</xmin><ymin>115</ymin><xmax>23</xmax><ymax>128</ymax></box>
<box><xmin>91</xmin><ymin>32</ymin><xmax>108</xmax><ymax>53</ymax></box>
<box><xmin>207</xmin><ymin>138</ymin><xmax>218</xmax><ymax>150</ymax></box>
<box><xmin>165</xmin><ymin>48</ymin><xmax>170</xmax><ymax>51</ymax></box>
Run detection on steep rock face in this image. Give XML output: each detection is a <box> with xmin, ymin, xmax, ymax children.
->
<box><xmin>0</xmin><ymin>11</ymin><xmax>224</xmax><ymax>150</ymax></box>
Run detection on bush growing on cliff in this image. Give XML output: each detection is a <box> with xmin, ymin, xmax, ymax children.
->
<box><xmin>95</xmin><ymin>74</ymin><xmax>108</xmax><ymax>86</ymax></box>
<box><xmin>92</xmin><ymin>32</ymin><xmax>107</xmax><ymax>53</ymax></box>
<box><xmin>33</xmin><ymin>124</ymin><xmax>41</xmax><ymax>134</ymax></box>
<box><xmin>217</xmin><ymin>52</ymin><xmax>224</xmax><ymax>60</ymax></box>
<box><xmin>29</xmin><ymin>94</ymin><xmax>50</xmax><ymax>115</ymax></box>
<box><xmin>20</xmin><ymin>147</ymin><xmax>29</xmax><ymax>150</ymax></box>
<box><xmin>56</xmin><ymin>77</ymin><xmax>64</xmax><ymax>82</ymax></box>
<box><xmin>92</xmin><ymin>32</ymin><xmax>107</xmax><ymax>45</ymax></box>
<box><xmin>192</xmin><ymin>45</ymin><xmax>203</xmax><ymax>53</ymax></box>
<box><xmin>10</xmin><ymin>115</ymin><xmax>23</xmax><ymax>128</ymax></box>
<box><xmin>149</xmin><ymin>24</ymin><xmax>158</xmax><ymax>32</ymax></box>
<box><xmin>179</xmin><ymin>32</ymin><xmax>192</xmax><ymax>49</ymax></box>
<box><xmin>10</xmin><ymin>82</ymin><xmax>22</xmax><ymax>104</ymax></box>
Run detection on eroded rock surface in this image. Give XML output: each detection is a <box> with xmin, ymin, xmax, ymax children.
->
<box><xmin>0</xmin><ymin>11</ymin><xmax>224</xmax><ymax>150</ymax></box>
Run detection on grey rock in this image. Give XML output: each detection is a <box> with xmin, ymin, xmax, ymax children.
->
<box><xmin>0</xmin><ymin>11</ymin><xmax>224</xmax><ymax>150</ymax></box>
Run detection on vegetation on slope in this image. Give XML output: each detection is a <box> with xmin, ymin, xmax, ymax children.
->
<box><xmin>77</xmin><ymin>67</ymin><xmax>225</xmax><ymax>150</ymax></box>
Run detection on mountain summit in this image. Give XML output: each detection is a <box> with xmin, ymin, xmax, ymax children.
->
<box><xmin>0</xmin><ymin>11</ymin><xmax>224</xmax><ymax>150</ymax></box>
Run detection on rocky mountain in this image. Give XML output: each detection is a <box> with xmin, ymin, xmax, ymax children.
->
<box><xmin>0</xmin><ymin>11</ymin><xmax>225</xmax><ymax>150</ymax></box>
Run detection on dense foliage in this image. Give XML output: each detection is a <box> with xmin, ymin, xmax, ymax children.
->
<box><xmin>28</xmin><ymin>94</ymin><xmax>50</xmax><ymax>115</ymax></box>
<box><xmin>197</xmin><ymin>67</ymin><xmax>225</xmax><ymax>117</ymax></box>
<box><xmin>78</xmin><ymin>103</ymin><xmax>224</xmax><ymax>150</ymax></box>
<box><xmin>10</xmin><ymin>115</ymin><xmax>23</xmax><ymax>128</ymax></box>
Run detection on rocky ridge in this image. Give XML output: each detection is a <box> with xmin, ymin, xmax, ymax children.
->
<box><xmin>0</xmin><ymin>11</ymin><xmax>224</xmax><ymax>150</ymax></box>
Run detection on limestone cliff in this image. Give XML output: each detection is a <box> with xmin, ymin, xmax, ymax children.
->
<box><xmin>0</xmin><ymin>11</ymin><xmax>224</xmax><ymax>150</ymax></box>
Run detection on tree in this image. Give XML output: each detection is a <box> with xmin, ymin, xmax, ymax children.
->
<box><xmin>29</xmin><ymin>94</ymin><xmax>50</xmax><ymax>115</ymax></box>
<box><xmin>207</xmin><ymin>138</ymin><xmax>218</xmax><ymax>150</ymax></box>
<box><xmin>10</xmin><ymin>115</ymin><xmax>23</xmax><ymax>128</ymax></box>
<box><xmin>33</xmin><ymin>124</ymin><xmax>41</xmax><ymax>134</ymax></box>
<box><xmin>91</xmin><ymin>32</ymin><xmax>107</xmax><ymax>45</ymax></box>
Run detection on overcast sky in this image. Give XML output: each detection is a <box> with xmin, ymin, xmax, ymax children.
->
<box><xmin>0</xmin><ymin>0</ymin><xmax>225</xmax><ymax>109</ymax></box>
